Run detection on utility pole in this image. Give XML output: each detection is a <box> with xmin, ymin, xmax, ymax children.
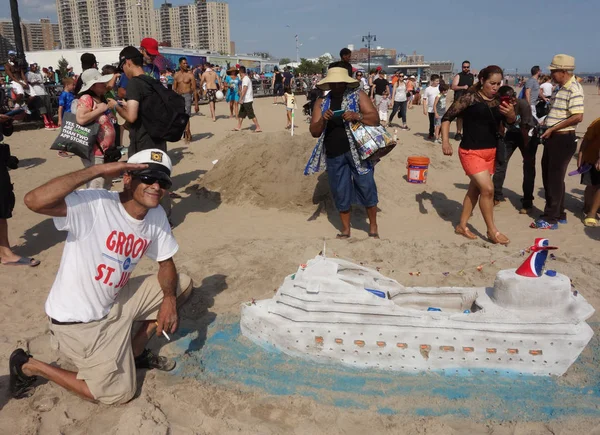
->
<box><xmin>295</xmin><ymin>34</ymin><xmax>300</xmax><ymax>64</ymax></box>
<box><xmin>10</xmin><ymin>0</ymin><xmax>27</xmax><ymax>70</ymax></box>
<box><xmin>362</xmin><ymin>32</ymin><xmax>376</xmax><ymax>72</ymax></box>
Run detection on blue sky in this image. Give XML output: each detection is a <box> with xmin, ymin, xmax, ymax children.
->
<box><xmin>11</xmin><ymin>0</ymin><xmax>600</xmax><ymax>72</ymax></box>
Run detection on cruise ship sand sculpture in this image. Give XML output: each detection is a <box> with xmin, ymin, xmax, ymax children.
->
<box><xmin>241</xmin><ymin>239</ymin><xmax>595</xmax><ymax>376</ymax></box>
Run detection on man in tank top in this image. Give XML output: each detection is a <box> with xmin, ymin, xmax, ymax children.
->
<box><xmin>451</xmin><ymin>60</ymin><xmax>475</xmax><ymax>141</ymax></box>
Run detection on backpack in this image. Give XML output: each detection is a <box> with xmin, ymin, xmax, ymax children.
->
<box><xmin>133</xmin><ymin>75</ymin><xmax>189</xmax><ymax>142</ymax></box>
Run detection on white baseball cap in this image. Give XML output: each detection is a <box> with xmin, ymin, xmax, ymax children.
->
<box><xmin>128</xmin><ymin>149</ymin><xmax>173</xmax><ymax>181</ymax></box>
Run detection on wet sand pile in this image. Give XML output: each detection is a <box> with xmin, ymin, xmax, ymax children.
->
<box><xmin>200</xmin><ymin>131</ymin><xmax>331</xmax><ymax>210</ymax></box>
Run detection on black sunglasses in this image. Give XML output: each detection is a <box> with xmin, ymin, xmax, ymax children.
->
<box><xmin>134</xmin><ymin>174</ymin><xmax>172</xmax><ymax>190</ymax></box>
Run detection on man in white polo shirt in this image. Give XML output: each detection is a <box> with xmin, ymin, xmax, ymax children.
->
<box><xmin>9</xmin><ymin>149</ymin><xmax>193</xmax><ymax>404</ymax></box>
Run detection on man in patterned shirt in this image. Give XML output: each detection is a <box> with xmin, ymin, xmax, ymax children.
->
<box><xmin>531</xmin><ymin>54</ymin><xmax>584</xmax><ymax>230</ymax></box>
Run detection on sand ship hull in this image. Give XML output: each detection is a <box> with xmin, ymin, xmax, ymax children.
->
<box><xmin>241</xmin><ymin>255</ymin><xmax>595</xmax><ymax>376</ymax></box>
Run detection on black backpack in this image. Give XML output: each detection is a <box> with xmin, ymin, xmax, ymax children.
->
<box><xmin>133</xmin><ymin>75</ymin><xmax>189</xmax><ymax>142</ymax></box>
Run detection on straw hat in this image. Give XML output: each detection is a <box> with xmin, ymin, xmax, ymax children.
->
<box><xmin>548</xmin><ymin>54</ymin><xmax>575</xmax><ymax>71</ymax></box>
<box><xmin>317</xmin><ymin>67</ymin><xmax>359</xmax><ymax>91</ymax></box>
<box><xmin>79</xmin><ymin>68</ymin><xmax>114</xmax><ymax>94</ymax></box>
<box><xmin>227</xmin><ymin>66</ymin><xmax>239</xmax><ymax>74</ymax></box>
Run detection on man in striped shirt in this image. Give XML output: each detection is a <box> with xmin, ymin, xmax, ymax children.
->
<box><xmin>531</xmin><ymin>54</ymin><xmax>584</xmax><ymax>230</ymax></box>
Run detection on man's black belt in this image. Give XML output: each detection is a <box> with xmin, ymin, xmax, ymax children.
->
<box><xmin>50</xmin><ymin>317</ymin><xmax>83</xmax><ymax>326</ymax></box>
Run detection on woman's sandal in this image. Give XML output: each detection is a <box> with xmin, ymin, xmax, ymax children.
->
<box><xmin>455</xmin><ymin>225</ymin><xmax>477</xmax><ymax>240</ymax></box>
<box><xmin>583</xmin><ymin>217</ymin><xmax>598</xmax><ymax>227</ymax></box>
<box><xmin>487</xmin><ymin>231</ymin><xmax>510</xmax><ymax>246</ymax></box>
<box><xmin>336</xmin><ymin>233</ymin><xmax>350</xmax><ymax>240</ymax></box>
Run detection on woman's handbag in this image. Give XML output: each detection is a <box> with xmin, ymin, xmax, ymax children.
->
<box><xmin>349</xmin><ymin>122</ymin><xmax>397</xmax><ymax>161</ymax></box>
<box><xmin>50</xmin><ymin>112</ymin><xmax>99</xmax><ymax>159</ymax></box>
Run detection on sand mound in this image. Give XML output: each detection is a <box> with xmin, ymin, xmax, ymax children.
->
<box><xmin>200</xmin><ymin>131</ymin><xmax>330</xmax><ymax>210</ymax></box>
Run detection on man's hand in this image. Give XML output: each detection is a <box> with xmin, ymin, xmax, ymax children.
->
<box><xmin>577</xmin><ymin>151</ymin><xmax>583</xmax><ymax>168</ymax></box>
<box><xmin>156</xmin><ymin>295</ymin><xmax>178</xmax><ymax>335</ymax></box>
<box><xmin>195</xmin><ymin>104</ymin><xmax>199</xmax><ymax>113</ymax></box>
<box><xmin>99</xmin><ymin>162</ymin><xmax>148</xmax><ymax>178</ymax></box>
<box><xmin>541</xmin><ymin>127</ymin><xmax>553</xmax><ymax>140</ymax></box>
<box><xmin>107</xmin><ymin>98</ymin><xmax>119</xmax><ymax>110</ymax></box>
<box><xmin>442</xmin><ymin>141</ymin><xmax>453</xmax><ymax>156</ymax></box>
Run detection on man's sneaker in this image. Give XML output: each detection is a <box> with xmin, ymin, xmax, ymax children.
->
<box><xmin>134</xmin><ymin>348</ymin><xmax>176</xmax><ymax>372</ymax></box>
<box><xmin>519</xmin><ymin>207</ymin><xmax>531</xmax><ymax>215</ymax></box>
<box><xmin>9</xmin><ymin>349</ymin><xmax>37</xmax><ymax>399</ymax></box>
<box><xmin>455</xmin><ymin>133</ymin><xmax>463</xmax><ymax>141</ymax></box>
<box><xmin>558</xmin><ymin>218</ymin><xmax>568</xmax><ymax>224</ymax></box>
<box><xmin>427</xmin><ymin>134</ymin><xmax>434</xmax><ymax>140</ymax></box>
<box><xmin>22</xmin><ymin>104</ymin><xmax>31</xmax><ymax>115</ymax></box>
<box><xmin>530</xmin><ymin>219</ymin><xmax>558</xmax><ymax>230</ymax></box>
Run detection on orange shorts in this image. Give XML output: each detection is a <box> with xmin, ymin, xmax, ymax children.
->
<box><xmin>458</xmin><ymin>147</ymin><xmax>496</xmax><ymax>176</ymax></box>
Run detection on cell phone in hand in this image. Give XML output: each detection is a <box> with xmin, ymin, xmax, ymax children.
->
<box><xmin>500</xmin><ymin>96</ymin><xmax>511</xmax><ymax>106</ymax></box>
<box><xmin>332</xmin><ymin>109</ymin><xmax>345</xmax><ymax>117</ymax></box>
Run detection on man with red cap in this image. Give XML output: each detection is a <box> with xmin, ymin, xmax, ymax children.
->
<box><xmin>117</xmin><ymin>38</ymin><xmax>161</xmax><ymax>99</ymax></box>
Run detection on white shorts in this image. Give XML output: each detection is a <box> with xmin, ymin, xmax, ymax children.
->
<box><xmin>10</xmin><ymin>82</ymin><xmax>25</xmax><ymax>96</ymax></box>
<box><xmin>379</xmin><ymin>110</ymin><xmax>388</xmax><ymax>121</ymax></box>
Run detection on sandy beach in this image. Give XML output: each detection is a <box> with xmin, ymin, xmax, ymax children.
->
<box><xmin>1</xmin><ymin>87</ymin><xmax>599</xmax><ymax>434</ymax></box>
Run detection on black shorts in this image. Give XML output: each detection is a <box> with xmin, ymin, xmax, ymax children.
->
<box><xmin>274</xmin><ymin>83</ymin><xmax>284</xmax><ymax>96</ymax></box>
<box><xmin>206</xmin><ymin>89</ymin><xmax>217</xmax><ymax>103</ymax></box>
<box><xmin>581</xmin><ymin>165</ymin><xmax>600</xmax><ymax>187</ymax></box>
<box><xmin>0</xmin><ymin>177</ymin><xmax>15</xmax><ymax>219</ymax></box>
<box><xmin>238</xmin><ymin>102</ymin><xmax>255</xmax><ymax>119</ymax></box>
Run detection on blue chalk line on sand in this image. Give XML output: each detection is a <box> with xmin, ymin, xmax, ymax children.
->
<box><xmin>171</xmin><ymin>316</ymin><xmax>600</xmax><ymax>421</ymax></box>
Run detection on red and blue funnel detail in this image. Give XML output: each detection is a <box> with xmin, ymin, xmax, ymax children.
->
<box><xmin>515</xmin><ymin>238</ymin><xmax>558</xmax><ymax>277</ymax></box>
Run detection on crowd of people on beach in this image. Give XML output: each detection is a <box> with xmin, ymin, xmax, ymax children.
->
<box><xmin>1</xmin><ymin>39</ymin><xmax>599</xmax><ymax>410</ymax></box>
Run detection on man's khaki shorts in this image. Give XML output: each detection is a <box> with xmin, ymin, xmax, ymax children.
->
<box><xmin>49</xmin><ymin>273</ymin><xmax>192</xmax><ymax>405</ymax></box>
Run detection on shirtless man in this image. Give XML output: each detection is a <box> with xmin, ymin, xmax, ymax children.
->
<box><xmin>173</xmin><ymin>57</ymin><xmax>199</xmax><ymax>143</ymax></box>
<box><xmin>200</xmin><ymin>63</ymin><xmax>220</xmax><ymax>122</ymax></box>
<box><xmin>4</xmin><ymin>51</ymin><xmax>29</xmax><ymax>112</ymax></box>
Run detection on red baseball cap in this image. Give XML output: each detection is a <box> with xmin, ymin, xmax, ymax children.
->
<box><xmin>140</xmin><ymin>38</ymin><xmax>160</xmax><ymax>56</ymax></box>
<box><xmin>376</xmin><ymin>66</ymin><xmax>382</xmax><ymax>71</ymax></box>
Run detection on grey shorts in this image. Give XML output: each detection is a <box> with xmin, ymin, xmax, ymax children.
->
<box><xmin>183</xmin><ymin>93</ymin><xmax>193</xmax><ymax>116</ymax></box>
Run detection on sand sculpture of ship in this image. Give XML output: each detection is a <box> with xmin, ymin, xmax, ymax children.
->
<box><xmin>241</xmin><ymin>239</ymin><xmax>595</xmax><ymax>376</ymax></box>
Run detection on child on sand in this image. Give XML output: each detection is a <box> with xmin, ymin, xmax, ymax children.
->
<box><xmin>57</xmin><ymin>77</ymin><xmax>75</xmax><ymax>127</ymax></box>
<box><xmin>433</xmin><ymin>83</ymin><xmax>449</xmax><ymax>144</ymax></box>
<box><xmin>284</xmin><ymin>86</ymin><xmax>296</xmax><ymax>129</ymax></box>
<box><xmin>378</xmin><ymin>88</ymin><xmax>391</xmax><ymax>127</ymax></box>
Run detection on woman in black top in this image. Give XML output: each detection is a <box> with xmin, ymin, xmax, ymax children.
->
<box><xmin>271</xmin><ymin>67</ymin><xmax>284</xmax><ymax>105</ymax></box>
<box><xmin>441</xmin><ymin>65</ymin><xmax>516</xmax><ymax>245</ymax></box>
<box><xmin>309</xmin><ymin>67</ymin><xmax>380</xmax><ymax>239</ymax></box>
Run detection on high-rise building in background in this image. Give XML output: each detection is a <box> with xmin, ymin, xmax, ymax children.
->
<box><xmin>0</xmin><ymin>19</ymin><xmax>60</xmax><ymax>63</ymax></box>
<box><xmin>55</xmin><ymin>0</ymin><xmax>230</xmax><ymax>53</ymax></box>
<box><xmin>56</xmin><ymin>0</ymin><xmax>156</xmax><ymax>49</ymax></box>
<box><xmin>154</xmin><ymin>0</ymin><xmax>230</xmax><ymax>53</ymax></box>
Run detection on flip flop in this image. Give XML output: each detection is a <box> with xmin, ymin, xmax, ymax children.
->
<box><xmin>9</xmin><ymin>348</ymin><xmax>37</xmax><ymax>399</ymax></box>
<box><xmin>455</xmin><ymin>226</ymin><xmax>477</xmax><ymax>240</ymax></box>
<box><xmin>584</xmin><ymin>217</ymin><xmax>598</xmax><ymax>227</ymax></box>
<box><xmin>1</xmin><ymin>257</ymin><xmax>40</xmax><ymax>267</ymax></box>
<box><xmin>336</xmin><ymin>233</ymin><xmax>350</xmax><ymax>239</ymax></box>
<box><xmin>487</xmin><ymin>231</ymin><xmax>510</xmax><ymax>246</ymax></box>
<box><xmin>368</xmin><ymin>233</ymin><xmax>380</xmax><ymax>239</ymax></box>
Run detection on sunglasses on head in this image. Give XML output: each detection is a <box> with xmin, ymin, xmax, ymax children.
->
<box><xmin>133</xmin><ymin>174</ymin><xmax>172</xmax><ymax>190</ymax></box>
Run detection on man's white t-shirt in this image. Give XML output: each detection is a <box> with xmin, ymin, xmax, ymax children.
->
<box><xmin>242</xmin><ymin>75</ymin><xmax>253</xmax><ymax>103</ymax></box>
<box><xmin>26</xmin><ymin>71</ymin><xmax>46</xmax><ymax>96</ymax></box>
<box><xmin>45</xmin><ymin>190</ymin><xmax>179</xmax><ymax>323</ymax></box>
<box><xmin>424</xmin><ymin>86</ymin><xmax>440</xmax><ymax>113</ymax></box>
<box><xmin>540</xmin><ymin>82</ymin><xmax>554</xmax><ymax>97</ymax></box>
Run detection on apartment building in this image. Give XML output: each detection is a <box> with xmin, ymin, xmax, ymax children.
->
<box><xmin>57</xmin><ymin>0</ymin><xmax>156</xmax><ymax>49</ymax></box>
<box><xmin>154</xmin><ymin>1</ymin><xmax>230</xmax><ymax>53</ymax></box>
<box><xmin>0</xmin><ymin>19</ymin><xmax>60</xmax><ymax>63</ymax></box>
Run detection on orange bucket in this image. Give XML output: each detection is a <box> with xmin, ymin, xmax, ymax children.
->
<box><xmin>407</xmin><ymin>156</ymin><xmax>430</xmax><ymax>184</ymax></box>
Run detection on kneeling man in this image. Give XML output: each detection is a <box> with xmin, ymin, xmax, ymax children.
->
<box><xmin>10</xmin><ymin>149</ymin><xmax>192</xmax><ymax>405</ymax></box>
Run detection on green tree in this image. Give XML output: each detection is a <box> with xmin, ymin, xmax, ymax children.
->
<box><xmin>279</xmin><ymin>57</ymin><xmax>291</xmax><ymax>65</ymax></box>
<box><xmin>57</xmin><ymin>56</ymin><xmax>69</xmax><ymax>81</ymax></box>
<box><xmin>296</xmin><ymin>58</ymin><xmax>325</xmax><ymax>75</ymax></box>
